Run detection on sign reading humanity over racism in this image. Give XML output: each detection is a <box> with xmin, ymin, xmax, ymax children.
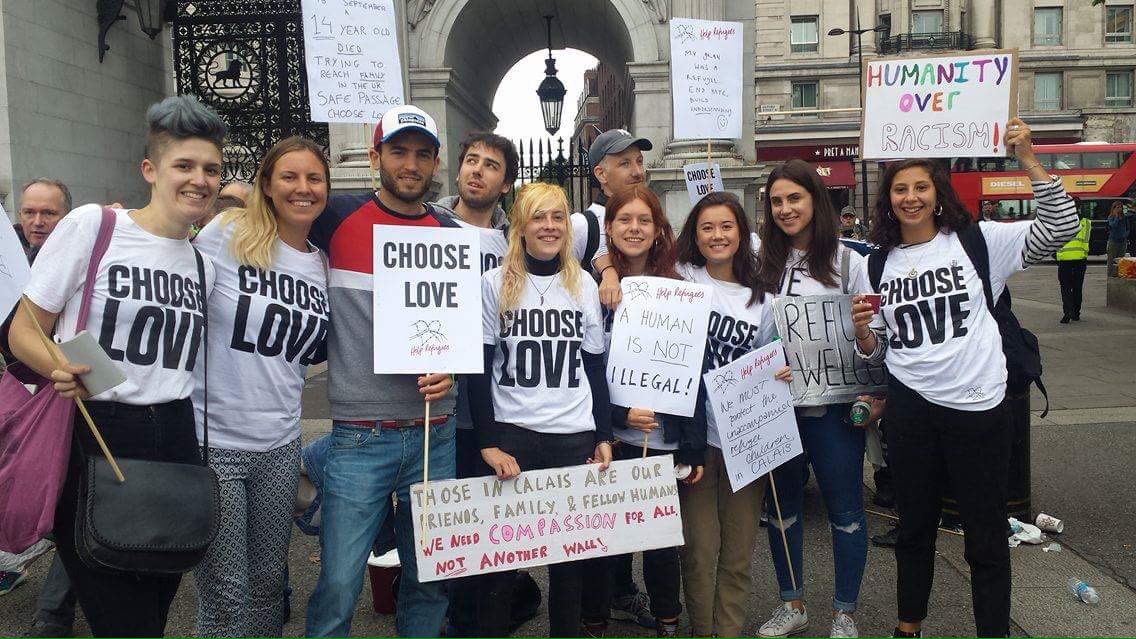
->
<box><xmin>411</xmin><ymin>457</ymin><xmax>684</xmax><ymax>582</ymax></box>
<box><xmin>301</xmin><ymin>0</ymin><xmax>405</xmax><ymax>123</ymax></box>
<box><xmin>372</xmin><ymin>226</ymin><xmax>482</xmax><ymax>374</ymax></box>
<box><xmin>607</xmin><ymin>277</ymin><xmax>713</xmax><ymax>417</ymax></box>
<box><xmin>670</xmin><ymin>18</ymin><xmax>743</xmax><ymax>139</ymax></box>
<box><xmin>683</xmin><ymin>162</ymin><xmax>725</xmax><ymax>204</ymax></box>
<box><xmin>861</xmin><ymin>50</ymin><xmax>1018</xmax><ymax>159</ymax></box>
<box><xmin>772</xmin><ymin>295</ymin><xmax>888</xmax><ymax>406</ymax></box>
<box><xmin>705</xmin><ymin>340</ymin><xmax>802</xmax><ymax>492</ymax></box>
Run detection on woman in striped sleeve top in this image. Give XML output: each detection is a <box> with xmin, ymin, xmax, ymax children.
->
<box><xmin>851</xmin><ymin>118</ymin><xmax>1078</xmax><ymax>638</ymax></box>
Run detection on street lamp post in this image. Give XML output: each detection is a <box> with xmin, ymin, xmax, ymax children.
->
<box><xmin>828</xmin><ymin>25</ymin><xmax>886</xmax><ymax>223</ymax></box>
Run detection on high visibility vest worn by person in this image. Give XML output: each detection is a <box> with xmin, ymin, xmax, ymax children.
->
<box><xmin>1056</xmin><ymin>218</ymin><xmax>1091</xmax><ymax>261</ymax></box>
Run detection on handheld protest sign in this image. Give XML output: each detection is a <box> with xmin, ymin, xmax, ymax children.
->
<box><xmin>606</xmin><ymin>277</ymin><xmax>712</xmax><ymax>417</ymax></box>
<box><xmin>301</xmin><ymin>0</ymin><xmax>405</xmax><ymax>124</ymax></box>
<box><xmin>683</xmin><ymin>162</ymin><xmax>725</xmax><ymax>205</ymax></box>
<box><xmin>410</xmin><ymin>457</ymin><xmax>684</xmax><ymax>582</ymax></box>
<box><xmin>860</xmin><ymin>49</ymin><xmax>1019</xmax><ymax>160</ymax></box>
<box><xmin>702</xmin><ymin>340</ymin><xmax>802</xmax><ymax>493</ymax></box>
<box><xmin>771</xmin><ymin>295</ymin><xmax>887</xmax><ymax>406</ymax></box>
<box><xmin>670</xmin><ymin>18</ymin><xmax>743</xmax><ymax>140</ymax></box>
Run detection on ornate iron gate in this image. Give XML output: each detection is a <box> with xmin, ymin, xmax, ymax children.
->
<box><xmin>509</xmin><ymin>137</ymin><xmax>594</xmax><ymax>213</ymax></box>
<box><xmin>173</xmin><ymin>0</ymin><xmax>329</xmax><ymax>184</ymax></box>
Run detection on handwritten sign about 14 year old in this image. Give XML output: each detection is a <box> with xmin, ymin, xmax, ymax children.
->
<box><xmin>772</xmin><ymin>295</ymin><xmax>887</xmax><ymax>406</ymax></box>
<box><xmin>670</xmin><ymin>18</ymin><xmax>743</xmax><ymax>140</ymax></box>
<box><xmin>861</xmin><ymin>50</ymin><xmax>1018</xmax><ymax>160</ymax></box>
<box><xmin>410</xmin><ymin>456</ymin><xmax>684</xmax><ymax>582</ymax></box>
<box><xmin>301</xmin><ymin>0</ymin><xmax>405</xmax><ymax>123</ymax></box>
<box><xmin>705</xmin><ymin>340</ymin><xmax>803</xmax><ymax>492</ymax></box>
<box><xmin>606</xmin><ymin>276</ymin><xmax>713</xmax><ymax>417</ymax></box>
<box><xmin>372</xmin><ymin>226</ymin><xmax>482</xmax><ymax>374</ymax></box>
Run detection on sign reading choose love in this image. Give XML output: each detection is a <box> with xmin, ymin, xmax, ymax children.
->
<box><xmin>861</xmin><ymin>50</ymin><xmax>1018</xmax><ymax>160</ymax></box>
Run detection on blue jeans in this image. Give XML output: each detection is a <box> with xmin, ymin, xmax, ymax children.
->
<box><xmin>765</xmin><ymin>404</ymin><xmax>867</xmax><ymax>613</ymax></box>
<box><xmin>304</xmin><ymin>420</ymin><xmax>456</xmax><ymax>637</ymax></box>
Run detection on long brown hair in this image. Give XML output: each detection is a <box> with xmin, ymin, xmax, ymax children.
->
<box><xmin>869</xmin><ymin>159</ymin><xmax>972</xmax><ymax>252</ymax></box>
<box><xmin>604</xmin><ymin>185</ymin><xmax>679</xmax><ymax>279</ymax></box>
<box><xmin>676</xmin><ymin>191</ymin><xmax>770</xmax><ymax>307</ymax></box>
<box><xmin>758</xmin><ymin>159</ymin><xmax>840</xmax><ymax>291</ymax></box>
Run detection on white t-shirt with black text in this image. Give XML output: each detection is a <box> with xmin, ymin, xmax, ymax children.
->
<box><xmin>865</xmin><ymin>221</ymin><xmax>1031</xmax><ymax>410</ymax></box>
<box><xmin>24</xmin><ymin>205</ymin><xmax>216</xmax><ymax>405</ymax></box>
<box><xmin>779</xmin><ymin>246</ymin><xmax>869</xmax><ymax>297</ymax></box>
<box><xmin>454</xmin><ymin>217</ymin><xmax>509</xmax><ymax>273</ymax></box>
<box><xmin>677</xmin><ymin>263</ymin><xmax>777</xmax><ymax>449</ymax></box>
<box><xmin>190</xmin><ymin>219</ymin><xmax>329</xmax><ymax>452</ymax></box>
<box><xmin>482</xmin><ymin>267</ymin><xmax>606</xmax><ymax>434</ymax></box>
<box><xmin>571</xmin><ymin>203</ymin><xmax>607</xmax><ymax>268</ymax></box>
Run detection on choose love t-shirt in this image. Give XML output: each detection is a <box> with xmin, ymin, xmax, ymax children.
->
<box><xmin>24</xmin><ymin>205</ymin><xmax>215</xmax><ymax>405</ymax></box>
<box><xmin>677</xmin><ymin>263</ymin><xmax>776</xmax><ymax>449</ymax></box>
<box><xmin>865</xmin><ymin>221</ymin><xmax>1031</xmax><ymax>410</ymax></box>
<box><xmin>191</xmin><ymin>218</ymin><xmax>329</xmax><ymax>452</ymax></box>
<box><xmin>778</xmin><ymin>246</ymin><xmax>870</xmax><ymax>297</ymax></box>
<box><xmin>482</xmin><ymin>267</ymin><xmax>606</xmax><ymax>434</ymax></box>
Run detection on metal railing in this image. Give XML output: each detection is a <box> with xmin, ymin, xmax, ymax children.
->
<box><xmin>877</xmin><ymin>31</ymin><xmax>975</xmax><ymax>55</ymax></box>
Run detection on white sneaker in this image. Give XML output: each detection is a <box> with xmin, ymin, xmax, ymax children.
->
<box><xmin>758</xmin><ymin>602</ymin><xmax>808</xmax><ymax>637</ymax></box>
<box><xmin>830</xmin><ymin>611</ymin><xmax>859</xmax><ymax>638</ymax></box>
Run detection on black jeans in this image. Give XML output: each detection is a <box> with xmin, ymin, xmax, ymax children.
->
<box><xmin>34</xmin><ymin>555</ymin><xmax>76</xmax><ymax>628</ymax></box>
<box><xmin>474</xmin><ymin>423</ymin><xmax>596</xmax><ymax>637</ymax></box>
<box><xmin>1057</xmin><ymin>260</ymin><xmax>1087</xmax><ymax>318</ymax></box>
<box><xmin>52</xmin><ymin>398</ymin><xmax>201</xmax><ymax>637</ymax></box>
<box><xmin>885</xmin><ymin>379</ymin><xmax>1012</xmax><ymax>638</ymax></box>
<box><xmin>448</xmin><ymin>427</ymin><xmax>496</xmax><ymax>637</ymax></box>
<box><xmin>581</xmin><ymin>443</ymin><xmax>682</xmax><ymax>623</ymax></box>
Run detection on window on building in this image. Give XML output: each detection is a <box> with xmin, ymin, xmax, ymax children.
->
<box><xmin>1034</xmin><ymin>72</ymin><xmax>1062</xmax><ymax>110</ymax></box>
<box><xmin>1034</xmin><ymin>7</ymin><xmax>1063</xmax><ymax>46</ymax></box>
<box><xmin>1107</xmin><ymin>70</ymin><xmax>1134</xmax><ymax>107</ymax></box>
<box><xmin>791</xmin><ymin>81</ymin><xmax>818</xmax><ymax>109</ymax></box>
<box><xmin>790</xmin><ymin>16</ymin><xmax>819</xmax><ymax>53</ymax></box>
<box><xmin>911</xmin><ymin>10</ymin><xmax>944</xmax><ymax>34</ymax></box>
<box><xmin>1106</xmin><ymin>6</ymin><xmax>1134</xmax><ymax>44</ymax></box>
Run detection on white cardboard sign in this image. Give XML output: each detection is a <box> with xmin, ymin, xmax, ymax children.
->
<box><xmin>301</xmin><ymin>0</ymin><xmax>405</xmax><ymax>123</ymax></box>
<box><xmin>606</xmin><ymin>276</ymin><xmax>713</xmax><ymax>417</ymax></box>
<box><xmin>372</xmin><ymin>226</ymin><xmax>482</xmax><ymax>374</ymax></box>
<box><xmin>670</xmin><ymin>18</ymin><xmax>744</xmax><ymax>140</ymax></box>
<box><xmin>0</xmin><ymin>205</ymin><xmax>31</xmax><ymax>322</ymax></box>
<box><xmin>704</xmin><ymin>340</ymin><xmax>802</xmax><ymax>492</ymax></box>
<box><xmin>861</xmin><ymin>51</ymin><xmax>1018</xmax><ymax>159</ymax></box>
<box><xmin>683</xmin><ymin>162</ymin><xmax>725</xmax><ymax>205</ymax></box>
<box><xmin>411</xmin><ymin>457</ymin><xmax>684</xmax><ymax>582</ymax></box>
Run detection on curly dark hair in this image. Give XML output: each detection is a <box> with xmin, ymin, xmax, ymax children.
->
<box><xmin>869</xmin><ymin>159</ymin><xmax>973</xmax><ymax>252</ymax></box>
<box><xmin>677</xmin><ymin>191</ymin><xmax>770</xmax><ymax>307</ymax></box>
<box><xmin>757</xmin><ymin>159</ymin><xmax>840</xmax><ymax>292</ymax></box>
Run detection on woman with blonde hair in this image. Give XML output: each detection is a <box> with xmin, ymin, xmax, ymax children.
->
<box><xmin>467</xmin><ymin>182</ymin><xmax>613</xmax><ymax>637</ymax></box>
<box><xmin>191</xmin><ymin>135</ymin><xmax>330</xmax><ymax>636</ymax></box>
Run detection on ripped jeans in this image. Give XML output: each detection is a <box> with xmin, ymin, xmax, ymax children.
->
<box><xmin>764</xmin><ymin>404</ymin><xmax>867</xmax><ymax>613</ymax></box>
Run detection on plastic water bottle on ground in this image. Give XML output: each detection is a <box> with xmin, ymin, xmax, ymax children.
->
<box><xmin>1067</xmin><ymin>578</ymin><xmax>1100</xmax><ymax>605</ymax></box>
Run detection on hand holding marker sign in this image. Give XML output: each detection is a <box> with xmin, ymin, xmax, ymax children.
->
<box><xmin>861</xmin><ymin>50</ymin><xmax>1018</xmax><ymax>159</ymax></box>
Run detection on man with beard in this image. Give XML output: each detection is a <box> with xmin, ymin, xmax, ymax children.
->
<box><xmin>305</xmin><ymin>105</ymin><xmax>457</xmax><ymax>638</ymax></box>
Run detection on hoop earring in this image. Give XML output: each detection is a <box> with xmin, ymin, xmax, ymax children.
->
<box><xmin>887</xmin><ymin>209</ymin><xmax>895</xmax><ymax>221</ymax></box>
<box><xmin>934</xmin><ymin>204</ymin><xmax>943</xmax><ymax>217</ymax></box>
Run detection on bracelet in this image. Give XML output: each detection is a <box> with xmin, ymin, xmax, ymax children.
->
<box><xmin>1021</xmin><ymin>162</ymin><xmax>1042</xmax><ymax>172</ymax></box>
<box><xmin>599</xmin><ymin>264</ymin><xmax>615</xmax><ymax>276</ymax></box>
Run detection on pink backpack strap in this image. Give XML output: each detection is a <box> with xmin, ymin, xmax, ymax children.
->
<box><xmin>74</xmin><ymin>207</ymin><xmax>117</xmax><ymax>333</ymax></box>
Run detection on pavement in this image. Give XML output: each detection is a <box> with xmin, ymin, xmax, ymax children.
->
<box><xmin>1</xmin><ymin>264</ymin><xmax>1133</xmax><ymax>637</ymax></box>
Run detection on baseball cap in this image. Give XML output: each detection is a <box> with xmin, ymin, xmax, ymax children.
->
<box><xmin>373</xmin><ymin>105</ymin><xmax>440</xmax><ymax>149</ymax></box>
<box><xmin>588</xmin><ymin>129</ymin><xmax>652</xmax><ymax>172</ymax></box>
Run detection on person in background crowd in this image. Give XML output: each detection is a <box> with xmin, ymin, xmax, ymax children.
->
<box><xmin>7</xmin><ymin>95</ymin><xmax>224</xmax><ymax>637</ymax></box>
<box><xmin>675</xmin><ymin>191</ymin><xmax>789</xmax><ymax>638</ymax></box>
<box><xmin>580</xmin><ymin>185</ymin><xmax>700</xmax><ymax>639</ymax></box>
<box><xmin>14</xmin><ymin>178</ymin><xmax>71</xmax><ymax>262</ymax></box>
<box><xmin>304</xmin><ymin>104</ymin><xmax>455</xmax><ymax>638</ymax></box>
<box><xmin>979</xmin><ymin>200</ymin><xmax>998</xmax><ymax>222</ymax></box>
<box><xmin>839</xmin><ymin>209</ymin><xmax>866</xmax><ymax>240</ymax></box>
<box><xmin>1106</xmin><ymin>200</ymin><xmax>1134</xmax><ymax>277</ymax></box>
<box><xmin>1055</xmin><ymin>208</ymin><xmax>1091</xmax><ymax>323</ymax></box>
<box><xmin>754</xmin><ymin>160</ymin><xmax>871</xmax><ymax>639</ymax></box>
<box><xmin>852</xmin><ymin>118</ymin><xmax>1077</xmax><ymax>638</ymax></box>
<box><xmin>467</xmin><ymin>182</ymin><xmax>613</xmax><ymax>638</ymax></box>
<box><xmin>220</xmin><ymin>180</ymin><xmax>254</xmax><ymax>206</ymax></box>
<box><xmin>192</xmin><ymin>136</ymin><xmax>330</xmax><ymax>637</ymax></box>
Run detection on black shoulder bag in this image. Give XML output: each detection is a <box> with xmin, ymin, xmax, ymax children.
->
<box><xmin>75</xmin><ymin>248</ymin><xmax>219</xmax><ymax>574</ymax></box>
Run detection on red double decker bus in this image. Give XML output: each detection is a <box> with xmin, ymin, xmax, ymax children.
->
<box><xmin>950</xmin><ymin>142</ymin><xmax>1136</xmax><ymax>255</ymax></box>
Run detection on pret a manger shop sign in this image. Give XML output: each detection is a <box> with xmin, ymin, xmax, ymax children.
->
<box><xmin>861</xmin><ymin>50</ymin><xmax>1018</xmax><ymax>160</ymax></box>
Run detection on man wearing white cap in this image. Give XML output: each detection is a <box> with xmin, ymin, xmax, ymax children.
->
<box><xmin>304</xmin><ymin>105</ymin><xmax>457</xmax><ymax>638</ymax></box>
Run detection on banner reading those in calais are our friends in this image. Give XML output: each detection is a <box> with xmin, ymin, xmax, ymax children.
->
<box><xmin>861</xmin><ymin>50</ymin><xmax>1018</xmax><ymax>159</ymax></box>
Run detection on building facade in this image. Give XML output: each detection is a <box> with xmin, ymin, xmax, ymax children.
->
<box><xmin>753</xmin><ymin>0</ymin><xmax>1136</xmax><ymax>219</ymax></box>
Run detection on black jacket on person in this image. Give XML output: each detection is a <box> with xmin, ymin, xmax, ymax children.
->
<box><xmin>610</xmin><ymin>404</ymin><xmax>705</xmax><ymax>467</ymax></box>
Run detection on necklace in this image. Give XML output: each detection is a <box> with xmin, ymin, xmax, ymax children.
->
<box><xmin>527</xmin><ymin>275</ymin><xmax>555</xmax><ymax>304</ymax></box>
<box><xmin>898</xmin><ymin>243</ymin><xmax>928</xmax><ymax>279</ymax></box>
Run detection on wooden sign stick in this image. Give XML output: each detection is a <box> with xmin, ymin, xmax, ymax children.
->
<box><xmin>705</xmin><ymin>139</ymin><xmax>714</xmax><ymax>194</ymax></box>
<box><xmin>420</xmin><ymin>397</ymin><xmax>431</xmax><ymax>549</ymax></box>
<box><xmin>767</xmin><ymin>472</ymin><xmax>798</xmax><ymax>590</ymax></box>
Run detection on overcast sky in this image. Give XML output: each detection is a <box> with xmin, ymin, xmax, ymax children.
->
<box><xmin>492</xmin><ymin>49</ymin><xmax>599</xmax><ymax>144</ymax></box>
